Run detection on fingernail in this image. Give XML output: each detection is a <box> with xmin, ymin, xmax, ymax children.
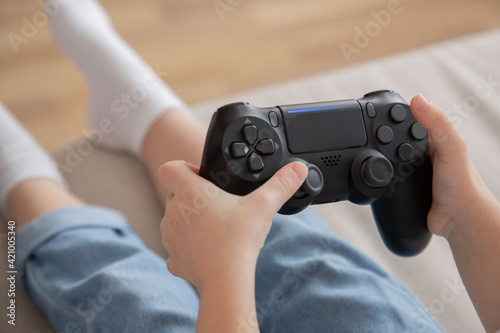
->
<box><xmin>413</xmin><ymin>93</ymin><xmax>431</xmax><ymax>112</ymax></box>
<box><xmin>291</xmin><ymin>163</ymin><xmax>308</xmax><ymax>181</ymax></box>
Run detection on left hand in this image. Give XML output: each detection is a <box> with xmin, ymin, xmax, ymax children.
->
<box><xmin>158</xmin><ymin>160</ymin><xmax>308</xmax><ymax>292</ymax></box>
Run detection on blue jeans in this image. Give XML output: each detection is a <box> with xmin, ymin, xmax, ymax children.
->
<box><xmin>17</xmin><ymin>206</ymin><xmax>443</xmax><ymax>332</ymax></box>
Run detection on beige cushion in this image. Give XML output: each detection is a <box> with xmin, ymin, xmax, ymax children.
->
<box><xmin>2</xmin><ymin>28</ymin><xmax>500</xmax><ymax>332</ymax></box>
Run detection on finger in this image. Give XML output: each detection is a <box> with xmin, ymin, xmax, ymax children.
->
<box><xmin>247</xmin><ymin>162</ymin><xmax>308</xmax><ymax>215</ymax></box>
<box><xmin>410</xmin><ymin>94</ymin><xmax>468</xmax><ymax>163</ymax></box>
<box><xmin>157</xmin><ymin>160</ymin><xmax>202</xmax><ymax>192</ymax></box>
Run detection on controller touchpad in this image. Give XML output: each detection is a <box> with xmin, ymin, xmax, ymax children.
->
<box><xmin>280</xmin><ymin>100</ymin><xmax>367</xmax><ymax>154</ymax></box>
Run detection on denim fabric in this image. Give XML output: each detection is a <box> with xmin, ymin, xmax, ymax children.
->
<box><xmin>255</xmin><ymin>209</ymin><xmax>442</xmax><ymax>333</ymax></box>
<box><xmin>17</xmin><ymin>206</ymin><xmax>442</xmax><ymax>332</ymax></box>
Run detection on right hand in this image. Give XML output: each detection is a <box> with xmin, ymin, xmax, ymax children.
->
<box><xmin>158</xmin><ymin>160</ymin><xmax>308</xmax><ymax>292</ymax></box>
<box><xmin>410</xmin><ymin>94</ymin><xmax>499</xmax><ymax>237</ymax></box>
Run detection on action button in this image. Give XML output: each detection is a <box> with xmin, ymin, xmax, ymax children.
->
<box><xmin>230</xmin><ymin>142</ymin><xmax>249</xmax><ymax>159</ymax></box>
<box><xmin>255</xmin><ymin>139</ymin><xmax>275</xmax><ymax>156</ymax></box>
<box><xmin>398</xmin><ymin>143</ymin><xmax>415</xmax><ymax>161</ymax></box>
<box><xmin>390</xmin><ymin>104</ymin><xmax>407</xmax><ymax>123</ymax></box>
<box><xmin>366</xmin><ymin>103</ymin><xmax>377</xmax><ymax>118</ymax></box>
<box><xmin>411</xmin><ymin>122</ymin><xmax>427</xmax><ymax>140</ymax></box>
<box><xmin>269</xmin><ymin>111</ymin><xmax>279</xmax><ymax>127</ymax></box>
<box><xmin>377</xmin><ymin>126</ymin><xmax>394</xmax><ymax>144</ymax></box>
<box><xmin>242</xmin><ymin>125</ymin><xmax>258</xmax><ymax>145</ymax></box>
<box><xmin>247</xmin><ymin>152</ymin><xmax>264</xmax><ymax>172</ymax></box>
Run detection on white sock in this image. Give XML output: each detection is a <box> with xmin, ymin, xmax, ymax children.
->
<box><xmin>47</xmin><ymin>0</ymin><xmax>185</xmax><ymax>157</ymax></box>
<box><xmin>0</xmin><ymin>102</ymin><xmax>66</xmax><ymax>214</ymax></box>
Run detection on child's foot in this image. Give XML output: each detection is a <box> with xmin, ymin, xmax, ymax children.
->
<box><xmin>47</xmin><ymin>0</ymin><xmax>185</xmax><ymax>157</ymax></box>
<box><xmin>0</xmin><ymin>102</ymin><xmax>66</xmax><ymax>215</ymax></box>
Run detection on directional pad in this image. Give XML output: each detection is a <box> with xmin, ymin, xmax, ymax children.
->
<box><xmin>255</xmin><ymin>139</ymin><xmax>275</xmax><ymax>156</ymax></box>
<box><xmin>227</xmin><ymin>121</ymin><xmax>279</xmax><ymax>176</ymax></box>
<box><xmin>242</xmin><ymin>125</ymin><xmax>258</xmax><ymax>145</ymax></box>
<box><xmin>247</xmin><ymin>153</ymin><xmax>264</xmax><ymax>172</ymax></box>
<box><xmin>230</xmin><ymin>142</ymin><xmax>249</xmax><ymax>159</ymax></box>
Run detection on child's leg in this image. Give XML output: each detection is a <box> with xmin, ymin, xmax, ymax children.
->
<box><xmin>141</xmin><ymin>110</ymin><xmax>205</xmax><ymax>205</ymax></box>
<box><xmin>18</xmin><ymin>205</ymin><xmax>199</xmax><ymax>332</ymax></box>
<box><xmin>253</xmin><ymin>209</ymin><xmax>444</xmax><ymax>332</ymax></box>
<box><xmin>1</xmin><ymin>3</ymin><xmax>204</xmax><ymax>330</ymax></box>
<box><xmin>0</xmin><ymin>102</ymin><xmax>198</xmax><ymax>331</ymax></box>
<box><xmin>47</xmin><ymin>0</ymin><xmax>206</xmax><ymax>204</ymax></box>
<box><xmin>0</xmin><ymin>100</ymin><xmax>75</xmax><ymax>225</ymax></box>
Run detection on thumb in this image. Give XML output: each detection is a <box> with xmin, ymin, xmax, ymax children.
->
<box><xmin>247</xmin><ymin>162</ymin><xmax>308</xmax><ymax>215</ymax></box>
<box><xmin>410</xmin><ymin>93</ymin><xmax>468</xmax><ymax>161</ymax></box>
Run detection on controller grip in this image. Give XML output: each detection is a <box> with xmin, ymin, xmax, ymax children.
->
<box><xmin>371</xmin><ymin>155</ymin><xmax>433</xmax><ymax>256</ymax></box>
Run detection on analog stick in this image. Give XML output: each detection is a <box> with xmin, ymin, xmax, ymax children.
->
<box><xmin>360</xmin><ymin>156</ymin><xmax>394</xmax><ymax>188</ymax></box>
<box><xmin>294</xmin><ymin>163</ymin><xmax>324</xmax><ymax>198</ymax></box>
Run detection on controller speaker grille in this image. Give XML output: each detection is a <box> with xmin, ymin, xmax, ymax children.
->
<box><xmin>321</xmin><ymin>155</ymin><xmax>341</xmax><ymax>167</ymax></box>
<box><xmin>321</xmin><ymin>155</ymin><xmax>342</xmax><ymax>167</ymax></box>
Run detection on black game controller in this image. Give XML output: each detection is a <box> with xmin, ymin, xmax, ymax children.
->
<box><xmin>200</xmin><ymin>90</ymin><xmax>433</xmax><ymax>256</ymax></box>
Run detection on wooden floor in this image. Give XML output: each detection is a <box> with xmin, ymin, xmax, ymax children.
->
<box><xmin>0</xmin><ymin>0</ymin><xmax>499</xmax><ymax>149</ymax></box>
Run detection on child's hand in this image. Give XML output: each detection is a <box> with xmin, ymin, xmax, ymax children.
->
<box><xmin>158</xmin><ymin>160</ymin><xmax>308</xmax><ymax>292</ymax></box>
<box><xmin>411</xmin><ymin>94</ymin><xmax>499</xmax><ymax>237</ymax></box>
